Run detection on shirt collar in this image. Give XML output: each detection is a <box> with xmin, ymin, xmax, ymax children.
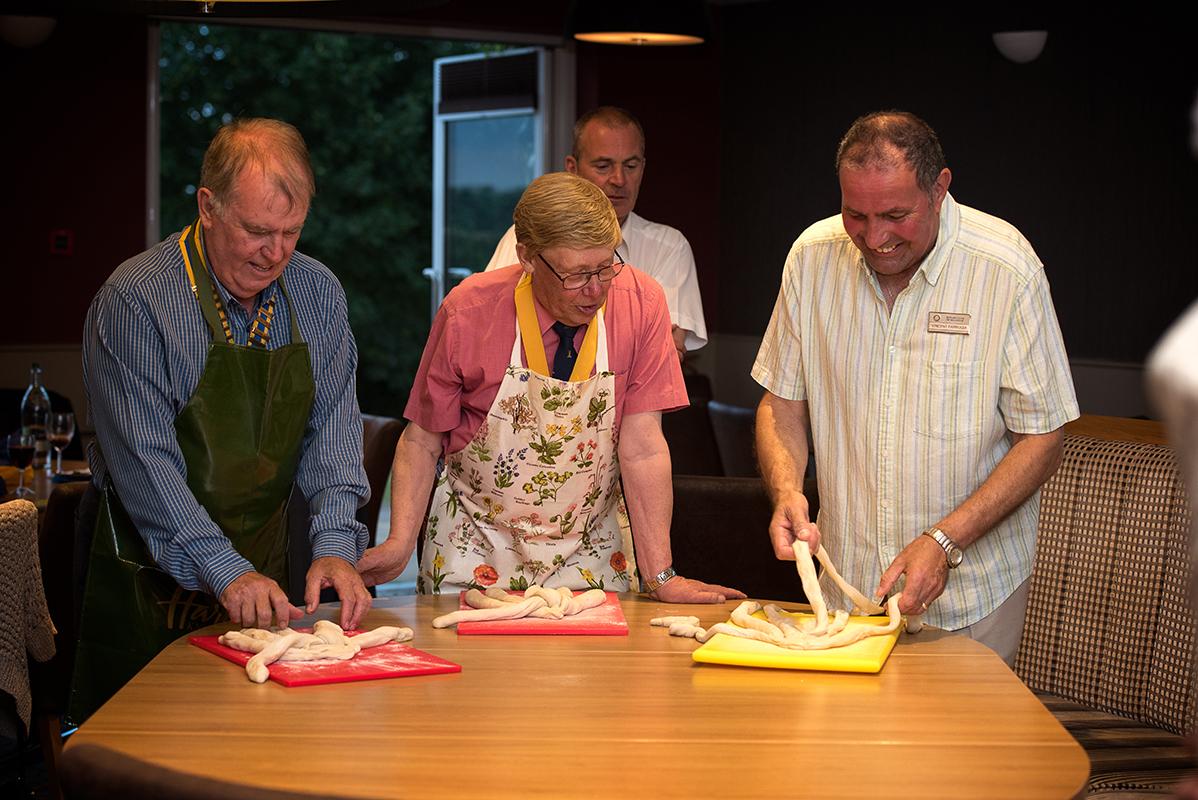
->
<box><xmin>208</xmin><ymin>266</ymin><xmax>279</xmax><ymax>318</ymax></box>
<box><xmin>917</xmin><ymin>192</ymin><xmax>960</xmax><ymax>287</ymax></box>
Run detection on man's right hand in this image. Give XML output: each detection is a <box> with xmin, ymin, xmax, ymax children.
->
<box><xmin>356</xmin><ymin>539</ymin><xmax>411</xmax><ymax>587</ymax></box>
<box><xmin>219</xmin><ymin>571</ymin><xmax>303</xmax><ymax>629</ymax></box>
<box><xmin>768</xmin><ymin>491</ymin><xmax>822</xmax><ymax>560</ymax></box>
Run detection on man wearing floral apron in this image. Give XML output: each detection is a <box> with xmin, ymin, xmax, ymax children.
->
<box><xmin>358</xmin><ymin>172</ymin><xmax>742</xmax><ymax>604</ymax></box>
<box><xmin>74</xmin><ymin>119</ymin><xmax>372</xmax><ymax>722</ymax></box>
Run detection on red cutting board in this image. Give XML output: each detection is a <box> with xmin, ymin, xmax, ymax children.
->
<box><xmin>455</xmin><ymin>590</ymin><xmax>628</xmax><ymax>636</ymax></box>
<box><xmin>189</xmin><ymin>628</ymin><xmax>461</xmax><ymax>686</ymax></box>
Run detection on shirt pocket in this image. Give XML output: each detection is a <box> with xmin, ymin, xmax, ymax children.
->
<box><xmin>913</xmin><ymin>360</ymin><xmax>985</xmax><ymax>441</ymax></box>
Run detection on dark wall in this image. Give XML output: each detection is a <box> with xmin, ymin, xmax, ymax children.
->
<box><xmin>575</xmin><ymin>31</ymin><xmax>723</xmax><ymax>329</ymax></box>
<box><xmin>0</xmin><ymin>15</ymin><xmax>148</xmax><ymax>345</ymax></box>
<box><xmin>717</xmin><ymin>5</ymin><xmax>1198</xmax><ymax>362</ymax></box>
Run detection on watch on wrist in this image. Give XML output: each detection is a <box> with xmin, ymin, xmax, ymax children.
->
<box><xmin>644</xmin><ymin>566</ymin><xmax>678</xmax><ymax>593</ymax></box>
<box><xmin>922</xmin><ymin>527</ymin><xmax>964</xmax><ymax>569</ymax></box>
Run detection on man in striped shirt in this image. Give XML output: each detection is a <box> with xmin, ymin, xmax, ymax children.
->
<box><xmin>80</xmin><ymin>119</ymin><xmax>371</xmax><ymax>637</ymax></box>
<box><xmin>753</xmin><ymin>111</ymin><xmax>1078</xmax><ymax>664</ymax></box>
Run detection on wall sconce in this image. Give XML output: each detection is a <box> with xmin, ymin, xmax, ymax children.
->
<box><xmin>567</xmin><ymin>0</ymin><xmax>708</xmax><ymax>46</ymax></box>
<box><xmin>992</xmin><ymin>31</ymin><xmax>1048</xmax><ymax>64</ymax></box>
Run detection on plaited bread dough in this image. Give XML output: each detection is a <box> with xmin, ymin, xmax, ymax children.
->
<box><xmin>220</xmin><ymin>622</ymin><xmax>415</xmax><ymax>683</ymax></box>
<box><xmin>432</xmin><ymin>585</ymin><xmax>607</xmax><ymax>628</ymax></box>
<box><xmin>654</xmin><ymin>542</ymin><xmax>919</xmax><ymax>649</ymax></box>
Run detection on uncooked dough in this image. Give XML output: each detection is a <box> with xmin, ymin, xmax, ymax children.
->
<box><xmin>220</xmin><ymin>622</ymin><xmax>414</xmax><ymax>683</ymax></box>
<box><xmin>431</xmin><ymin>585</ymin><xmax>607</xmax><ymax>628</ymax></box>
<box><xmin>652</xmin><ymin>542</ymin><xmax>920</xmax><ymax>649</ymax></box>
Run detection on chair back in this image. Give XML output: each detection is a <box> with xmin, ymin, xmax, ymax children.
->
<box><xmin>286</xmin><ymin>413</ymin><xmax>404</xmax><ymax>602</ymax></box>
<box><xmin>661</xmin><ymin>372</ymin><xmax>721</xmax><ymax>476</ymax></box>
<box><xmin>357</xmin><ymin>414</ymin><xmax>405</xmax><ymax>546</ymax></box>
<box><xmin>668</xmin><ymin>475</ymin><xmax>813</xmax><ymax>603</ymax></box>
<box><xmin>707</xmin><ymin>401</ymin><xmax>758</xmax><ymax>477</ymax></box>
<box><xmin>30</xmin><ymin>481</ymin><xmax>88</xmax><ymax>716</ymax></box>
<box><xmin>0</xmin><ymin>498</ymin><xmax>55</xmax><ymax>732</ymax></box>
<box><xmin>1015</xmin><ymin>434</ymin><xmax>1197</xmax><ymax>735</ymax></box>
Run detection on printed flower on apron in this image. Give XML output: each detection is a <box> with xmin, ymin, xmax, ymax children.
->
<box><xmin>587</xmin><ymin>386</ymin><xmax>612</xmax><ymax>428</ymax></box>
<box><xmin>548</xmin><ymin>503</ymin><xmax>578</xmax><ymax>537</ymax></box>
<box><xmin>610</xmin><ymin>551</ymin><xmax>629</xmax><ymax>583</ymax></box>
<box><xmin>577</xmin><ymin>566</ymin><xmax>605</xmax><ymax>590</ymax></box>
<box><xmin>468</xmin><ymin>563</ymin><xmax>498</xmax><ymax>589</ymax></box>
<box><xmin>493</xmin><ymin>446</ymin><xmax>527</xmax><ymax>489</ymax></box>
<box><xmin>528</xmin><ymin>416</ymin><xmax>583</xmax><ymax>466</ymax></box>
<box><xmin>467</xmin><ymin>467</ymin><xmax>484</xmax><ymax>497</ymax></box>
<box><xmin>569</xmin><ymin>438</ymin><xmax>599</xmax><ymax>469</ymax></box>
<box><xmin>428</xmin><ymin>550</ymin><xmax>448</xmax><ymax>593</ymax></box>
<box><xmin>523</xmin><ymin>469</ymin><xmax>575</xmax><ymax>505</ymax></box>
<box><xmin>540</xmin><ymin>383</ymin><xmax>581</xmax><ymax>412</ymax></box>
<box><xmin>472</xmin><ymin>496</ymin><xmax>504</xmax><ymax>525</ymax></box>
<box><xmin>468</xmin><ymin>420</ymin><xmax>492</xmax><ymax>462</ymax></box>
<box><xmin>498</xmin><ymin>393</ymin><xmax>536</xmax><ymax>434</ymax></box>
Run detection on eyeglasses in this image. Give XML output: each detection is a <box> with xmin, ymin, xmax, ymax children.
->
<box><xmin>537</xmin><ymin>250</ymin><xmax>625</xmax><ymax>290</ymax></box>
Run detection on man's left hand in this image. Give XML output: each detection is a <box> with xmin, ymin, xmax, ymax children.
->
<box><xmin>875</xmin><ymin>535</ymin><xmax>948</xmax><ymax>615</ymax></box>
<box><xmin>650</xmin><ymin>575</ymin><xmax>747</xmax><ymax>604</ymax></box>
<box><xmin>305</xmin><ymin>556</ymin><xmax>373</xmax><ymax>630</ymax></box>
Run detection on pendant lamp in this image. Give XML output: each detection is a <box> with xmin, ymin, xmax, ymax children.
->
<box><xmin>567</xmin><ymin>0</ymin><xmax>708</xmax><ymax>46</ymax></box>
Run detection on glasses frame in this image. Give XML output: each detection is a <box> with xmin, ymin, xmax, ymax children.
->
<box><xmin>536</xmin><ymin>250</ymin><xmax>625</xmax><ymax>291</ymax></box>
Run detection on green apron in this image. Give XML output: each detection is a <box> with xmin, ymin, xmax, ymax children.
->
<box><xmin>68</xmin><ymin>221</ymin><xmax>315</xmax><ymax>725</ymax></box>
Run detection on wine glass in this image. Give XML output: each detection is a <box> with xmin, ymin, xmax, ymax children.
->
<box><xmin>7</xmin><ymin>432</ymin><xmax>36</xmax><ymax>498</ymax></box>
<box><xmin>48</xmin><ymin>412</ymin><xmax>76</xmax><ymax>475</ymax></box>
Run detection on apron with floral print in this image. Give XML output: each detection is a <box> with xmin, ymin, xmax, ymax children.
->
<box><xmin>418</xmin><ymin>273</ymin><xmax>636</xmax><ymax>594</ymax></box>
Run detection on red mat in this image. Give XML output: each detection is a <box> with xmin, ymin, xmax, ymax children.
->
<box><xmin>455</xmin><ymin>591</ymin><xmax>628</xmax><ymax>636</ymax></box>
<box><xmin>189</xmin><ymin>628</ymin><xmax>461</xmax><ymax>686</ymax></box>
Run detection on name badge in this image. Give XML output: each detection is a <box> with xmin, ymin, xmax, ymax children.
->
<box><xmin>927</xmin><ymin>312</ymin><xmax>970</xmax><ymax>335</ymax></box>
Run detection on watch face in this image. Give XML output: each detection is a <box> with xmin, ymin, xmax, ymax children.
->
<box><xmin>947</xmin><ymin>548</ymin><xmax>964</xmax><ymax>568</ymax></box>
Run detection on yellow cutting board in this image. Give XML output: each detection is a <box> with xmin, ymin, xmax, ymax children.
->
<box><xmin>691</xmin><ymin>609</ymin><xmax>899</xmax><ymax>673</ymax></box>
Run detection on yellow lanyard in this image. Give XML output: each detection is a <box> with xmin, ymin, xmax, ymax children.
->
<box><xmin>514</xmin><ymin>272</ymin><xmax>601</xmax><ymax>382</ymax></box>
<box><xmin>179</xmin><ymin>221</ymin><xmax>275</xmax><ymax>348</ymax></box>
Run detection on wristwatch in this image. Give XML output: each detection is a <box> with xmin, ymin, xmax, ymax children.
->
<box><xmin>922</xmin><ymin>527</ymin><xmax>964</xmax><ymax>569</ymax></box>
<box><xmin>643</xmin><ymin>566</ymin><xmax>678</xmax><ymax>593</ymax></box>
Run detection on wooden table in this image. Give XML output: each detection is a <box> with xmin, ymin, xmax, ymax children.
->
<box><xmin>67</xmin><ymin>594</ymin><xmax>1089</xmax><ymax>799</ymax></box>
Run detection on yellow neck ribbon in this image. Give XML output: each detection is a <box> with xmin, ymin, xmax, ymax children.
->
<box><xmin>514</xmin><ymin>272</ymin><xmax>602</xmax><ymax>382</ymax></box>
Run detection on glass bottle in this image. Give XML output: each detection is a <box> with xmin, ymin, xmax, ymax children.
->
<box><xmin>20</xmin><ymin>362</ymin><xmax>52</xmax><ymax>471</ymax></box>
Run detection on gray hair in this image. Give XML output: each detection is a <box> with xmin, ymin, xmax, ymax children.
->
<box><xmin>200</xmin><ymin>118</ymin><xmax>315</xmax><ymax>215</ymax></box>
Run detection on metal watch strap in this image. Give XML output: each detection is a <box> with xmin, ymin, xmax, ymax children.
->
<box><xmin>922</xmin><ymin>527</ymin><xmax>963</xmax><ymax>568</ymax></box>
<box><xmin>644</xmin><ymin>566</ymin><xmax>677</xmax><ymax>593</ymax></box>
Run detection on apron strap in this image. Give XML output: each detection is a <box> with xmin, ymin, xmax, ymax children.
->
<box><xmin>179</xmin><ymin>221</ymin><xmax>227</xmax><ymax>345</ymax></box>
<box><xmin>514</xmin><ymin>272</ymin><xmax>602</xmax><ymax>382</ymax></box>
<box><xmin>276</xmin><ymin>274</ymin><xmax>305</xmax><ymax>344</ymax></box>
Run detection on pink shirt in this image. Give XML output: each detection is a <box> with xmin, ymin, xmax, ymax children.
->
<box><xmin>406</xmin><ymin>264</ymin><xmax>688</xmax><ymax>454</ymax></box>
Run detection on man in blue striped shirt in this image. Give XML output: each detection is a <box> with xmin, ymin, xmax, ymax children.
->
<box><xmin>78</xmin><ymin>118</ymin><xmax>371</xmax><ymax>683</ymax></box>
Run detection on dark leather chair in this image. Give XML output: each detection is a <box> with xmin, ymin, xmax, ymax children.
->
<box><xmin>286</xmin><ymin>414</ymin><xmax>404</xmax><ymax>602</ymax></box>
<box><xmin>706</xmin><ymin>401</ymin><xmax>758</xmax><ymax>477</ymax></box>
<box><xmin>29</xmin><ymin>480</ymin><xmax>88</xmax><ymax>797</ymax></box>
<box><xmin>668</xmin><ymin>474</ymin><xmax>819</xmax><ymax>603</ymax></box>
<box><xmin>61</xmin><ymin>742</ymin><xmax>342</xmax><ymax>800</ymax></box>
<box><xmin>661</xmin><ymin>372</ymin><xmax>722</xmax><ymax>476</ymax></box>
